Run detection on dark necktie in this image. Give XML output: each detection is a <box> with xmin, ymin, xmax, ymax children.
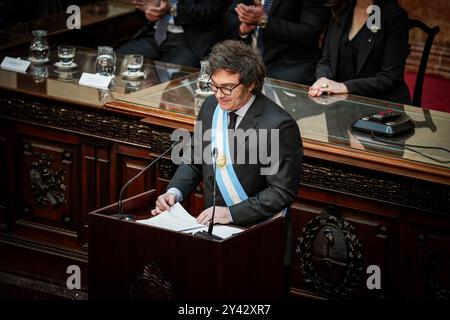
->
<box><xmin>154</xmin><ymin>0</ymin><xmax>176</xmax><ymax>46</ymax></box>
<box><xmin>228</xmin><ymin>112</ymin><xmax>238</xmax><ymax>162</ymax></box>
<box><xmin>228</xmin><ymin>111</ymin><xmax>238</xmax><ymax>130</ymax></box>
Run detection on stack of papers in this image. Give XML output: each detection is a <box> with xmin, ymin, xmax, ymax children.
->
<box><xmin>137</xmin><ymin>203</ymin><xmax>204</xmax><ymax>232</ymax></box>
<box><xmin>137</xmin><ymin>203</ymin><xmax>244</xmax><ymax>239</ymax></box>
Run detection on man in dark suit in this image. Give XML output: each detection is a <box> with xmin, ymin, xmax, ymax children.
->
<box><xmin>225</xmin><ymin>0</ymin><xmax>329</xmax><ymax>85</ymax></box>
<box><xmin>152</xmin><ymin>40</ymin><xmax>302</xmax><ymax>297</ymax></box>
<box><xmin>117</xmin><ymin>0</ymin><xmax>227</xmax><ymax>68</ymax></box>
<box><xmin>152</xmin><ymin>39</ymin><xmax>302</xmax><ymax>230</ymax></box>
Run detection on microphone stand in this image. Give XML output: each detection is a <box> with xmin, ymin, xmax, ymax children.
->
<box><xmin>117</xmin><ymin>141</ymin><xmax>177</xmax><ymax>221</ymax></box>
<box><xmin>196</xmin><ymin>148</ymin><xmax>223</xmax><ymax>240</ymax></box>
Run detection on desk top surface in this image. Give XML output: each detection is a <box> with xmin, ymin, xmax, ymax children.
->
<box><xmin>0</xmin><ymin>0</ymin><xmax>135</xmax><ymax>51</ymax></box>
<box><xmin>114</xmin><ymin>74</ymin><xmax>450</xmax><ymax>169</ymax></box>
<box><xmin>0</xmin><ymin>47</ymin><xmax>196</xmax><ymax>107</ymax></box>
<box><xmin>0</xmin><ymin>48</ymin><xmax>449</xmax><ymax>170</ymax></box>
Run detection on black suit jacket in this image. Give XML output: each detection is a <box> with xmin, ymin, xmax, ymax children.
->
<box><xmin>134</xmin><ymin>0</ymin><xmax>226</xmax><ymax>61</ymax></box>
<box><xmin>316</xmin><ymin>0</ymin><xmax>411</xmax><ymax>104</ymax></box>
<box><xmin>168</xmin><ymin>93</ymin><xmax>303</xmax><ymax>227</ymax></box>
<box><xmin>226</xmin><ymin>0</ymin><xmax>329</xmax><ymax>84</ymax></box>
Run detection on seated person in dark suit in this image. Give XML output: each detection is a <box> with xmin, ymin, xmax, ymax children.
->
<box><xmin>309</xmin><ymin>0</ymin><xmax>411</xmax><ymax>104</ymax></box>
<box><xmin>117</xmin><ymin>0</ymin><xmax>227</xmax><ymax>68</ymax></box>
<box><xmin>225</xmin><ymin>0</ymin><xmax>329</xmax><ymax>85</ymax></box>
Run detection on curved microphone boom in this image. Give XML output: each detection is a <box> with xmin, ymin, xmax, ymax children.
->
<box><xmin>117</xmin><ymin>140</ymin><xmax>179</xmax><ymax>221</ymax></box>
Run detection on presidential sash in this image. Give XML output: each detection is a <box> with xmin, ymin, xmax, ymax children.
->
<box><xmin>211</xmin><ymin>105</ymin><xmax>248</xmax><ymax>206</ymax></box>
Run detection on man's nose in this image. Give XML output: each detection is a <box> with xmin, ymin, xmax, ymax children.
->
<box><xmin>215</xmin><ymin>90</ymin><xmax>226</xmax><ymax>98</ymax></box>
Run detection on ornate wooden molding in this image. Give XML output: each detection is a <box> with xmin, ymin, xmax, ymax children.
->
<box><xmin>2</xmin><ymin>93</ymin><xmax>449</xmax><ymax>213</ymax></box>
<box><xmin>296</xmin><ymin>206</ymin><xmax>364</xmax><ymax>299</ymax></box>
<box><xmin>0</xmin><ymin>95</ymin><xmax>172</xmax><ymax>154</ymax></box>
<box><xmin>301</xmin><ymin>158</ymin><xmax>450</xmax><ymax>215</ymax></box>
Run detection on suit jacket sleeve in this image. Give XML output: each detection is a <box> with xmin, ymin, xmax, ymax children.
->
<box><xmin>264</xmin><ymin>0</ymin><xmax>329</xmax><ymax>47</ymax></box>
<box><xmin>224</xmin><ymin>0</ymin><xmax>253</xmax><ymax>42</ymax></box>
<box><xmin>229</xmin><ymin>117</ymin><xmax>303</xmax><ymax>227</ymax></box>
<box><xmin>315</xmin><ymin>20</ymin><xmax>334</xmax><ymax>80</ymax></box>
<box><xmin>343</xmin><ymin>9</ymin><xmax>410</xmax><ymax>97</ymax></box>
<box><xmin>166</xmin><ymin>98</ymin><xmax>210</xmax><ymax>198</ymax></box>
<box><xmin>175</xmin><ymin>0</ymin><xmax>226</xmax><ymax>25</ymax></box>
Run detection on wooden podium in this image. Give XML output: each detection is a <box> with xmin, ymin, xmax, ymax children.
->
<box><xmin>88</xmin><ymin>190</ymin><xmax>285</xmax><ymax>300</ymax></box>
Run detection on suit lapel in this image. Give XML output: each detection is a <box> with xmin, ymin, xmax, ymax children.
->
<box><xmin>234</xmin><ymin>95</ymin><xmax>262</xmax><ymax>154</ymax></box>
<box><xmin>269</xmin><ymin>0</ymin><xmax>282</xmax><ymax>14</ymax></box>
<box><xmin>330</xmin><ymin>4</ymin><xmax>353</xmax><ymax>77</ymax></box>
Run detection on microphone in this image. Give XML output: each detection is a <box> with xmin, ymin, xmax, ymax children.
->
<box><xmin>208</xmin><ymin>147</ymin><xmax>218</xmax><ymax>235</ymax></box>
<box><xmin>117</xmin><ymin>139</ymin><xmax>179</xmax><ymax>221</ymax></box>
<box><xmin>195</xmin><ymin>147</ymin><xmax>223</xmax><ymax>240</ymax></box>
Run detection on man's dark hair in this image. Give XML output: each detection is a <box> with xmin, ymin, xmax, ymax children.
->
<box><xmin>207</xmin><ymin>40</ymin><xmax>266</xmax><ymax>94</ymax></box>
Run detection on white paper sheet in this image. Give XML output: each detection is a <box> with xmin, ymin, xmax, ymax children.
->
<box><xmin>79</xmin><ymin>72</ymin><xmax>112</xmax><ymax>90</ymax></box>
<box><xmin>182</xmin><ymin>225</ymin><xmax>244</xmax><ymax>239</ymax></box>
<box><xmin>1</xmin><ymin>57</ymin><xmax>30</xmax><ymax>73</ymax></box>
<box><xmin>137</xmin><ymin>203</ymin><xmax>204</xmax><ymax>232</ymax></box>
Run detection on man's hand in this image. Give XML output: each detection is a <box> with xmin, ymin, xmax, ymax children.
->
<box><xmin>145</xmin><ymin>0</ymin><xmax>170</xmax><ymax>22</ymax></box>
<box><xmin>235</xmin><ymin>3</ymin><xmax>264</xmax><ymax>25</ymax></box>
<box><xmin>197</xmin><ymin>206</ymin><xmax>232</xmax><ymax>225</ymax></box>
<box><xmin>132</xmin><ymin>0</ymin><xmax>147</xmax><ymax>12</ymax></box>
<box><xmin>239</xmin><ymin>23</ymin><xmax>257</xmax><ymax>36</ymax></box>
<box><xmin>151</xmin><ymin>192</ymin><xmax>176</xmax><ymax>216</ymax></box>
<box><xmin>308</xmin><ymin>78</ymin><xmax>349</xmax><ymax>97</ymax></box>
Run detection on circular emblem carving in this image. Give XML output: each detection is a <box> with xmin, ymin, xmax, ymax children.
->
<box><xmin>130</xmin><ymin>263</ymin><xmax>174</xmax><ymax>300</ymax></box>
<box><xmin>296</xmin><ymin>206</ymin><xmax>364</xmax><ymax>298</ymax></box>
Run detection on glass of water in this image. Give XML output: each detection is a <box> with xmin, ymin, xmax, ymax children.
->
<box><xmin>58</xmin><ymin>46</ymin><xmax>76</xmax><ymax>66</ymax></box>
<box><xmin>95</xmin><ymin>46</ymin><xmax>116</xmax><ymax>76</ymax></box>
<box><xmin>125</xmin><ymin>54</ymin><xmax>144</xmax><ymax>76</ymax></box>
<box><xmin>196</xmin><ymin>60</ymin><xmax>212</xmax><ymax>94</ymax></box>
<box><xmin>29</xmin><ymin>30</ymin><xmax>50</xmax><ymax>63</ymax></box>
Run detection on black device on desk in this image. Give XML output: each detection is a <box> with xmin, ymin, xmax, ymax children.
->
<box><xmin>351</xmin><ymin>109</ymin><xmax>415</xmax><ymax>137</ymax></box>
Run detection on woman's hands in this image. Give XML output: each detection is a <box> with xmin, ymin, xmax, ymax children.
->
<box><xmin>309</xmin><ymin>77</ymin><xmax>349</xmax><ymax>97</ymax></box>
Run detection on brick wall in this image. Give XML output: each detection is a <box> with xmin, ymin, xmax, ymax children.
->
<box><xmin>398</xmin><ymin>0</ymin><xmax>450</xmax><ymax>78</ymax></box>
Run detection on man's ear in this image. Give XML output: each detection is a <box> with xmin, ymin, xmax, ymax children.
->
<box><xmin>249</xmin><ymin>83</ymin><xmax>256</xmax><ymax>93</ymax></box>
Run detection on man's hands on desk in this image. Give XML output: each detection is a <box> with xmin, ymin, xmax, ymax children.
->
<box><xmin>151</xmin><ymin>192</ymin><xmax>233</xmax><ymax>225</ymax></box>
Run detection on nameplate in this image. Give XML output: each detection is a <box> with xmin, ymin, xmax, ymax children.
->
<box><xmin>79</xmin><ymin>72</ymin><xmax>112</xmax><ymax>90</ymax></box>
<box><xmin>0</xmin><ymin>57</ymin><xmax>31</xmax><ymax>73</ymax></box>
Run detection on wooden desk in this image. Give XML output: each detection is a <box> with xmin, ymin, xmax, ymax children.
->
<box><xmin>0</xmin><ymin>51</ymin><xmax>449</xmax><ymax>299</ymax></box>
<box><xmin>0</xmin><ymin>0</ymin><xmax>141</xmax><ymax>57</ymax></box>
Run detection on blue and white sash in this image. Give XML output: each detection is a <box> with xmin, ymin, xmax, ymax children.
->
<box><xmin>211</xmin><ymin>105</ymin><xmax>248</xmax><ymax>206</ymax></box>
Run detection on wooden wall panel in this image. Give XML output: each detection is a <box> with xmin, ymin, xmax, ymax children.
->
<box><xmin>0</xmin><ymin>124</ymin><xmax>7</xmax><ymax>230</ymax></box>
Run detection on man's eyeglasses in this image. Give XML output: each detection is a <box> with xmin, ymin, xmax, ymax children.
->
<box><xmin>207</xmin><ymin>81</ymin><xmax>241</xmax><ymax>95</ymax></box>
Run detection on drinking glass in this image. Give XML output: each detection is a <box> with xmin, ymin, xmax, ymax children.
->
<box><xmin>95</xmin><ymin>46</ymin><xmax>116</xmax><ymax>76</ymax></box>
<box><xmin>125</xmin><ymin>54</ymin><xmax>144</xmax><ymax>76</ymax></box>
<box><xmin>30</xmin><ymin>65</ymin><xmax>48</xmax><ymax>83</ymax></box>
<box><xmin>58</xmin><ymin>46</ymin><xmax>76</xmax><ymax>66</ymax></box>
<box><xmin>29</xmin><ymin>30</ymin><xmax>50</xmax><ymax>63</ymax></box>
<box><xmin>196</xmin><ymin>60</ymin><xmax>212</xmax><ymax>94</ymax></box>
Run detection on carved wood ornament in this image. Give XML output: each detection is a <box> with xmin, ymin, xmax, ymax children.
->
<box><xmin>130</xmin><ymin>263</ymin><xmax>174</xmax><ymax>300</ymax></box>
<box><xmin>28</xmin><ymin>151</ymin><xmax>67</xmax><ymax>208</ymax></box>
<box><xmin>296</xmin><ymin>206</ymin><xmax>364</xmax><ymax>298</ymax></box>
